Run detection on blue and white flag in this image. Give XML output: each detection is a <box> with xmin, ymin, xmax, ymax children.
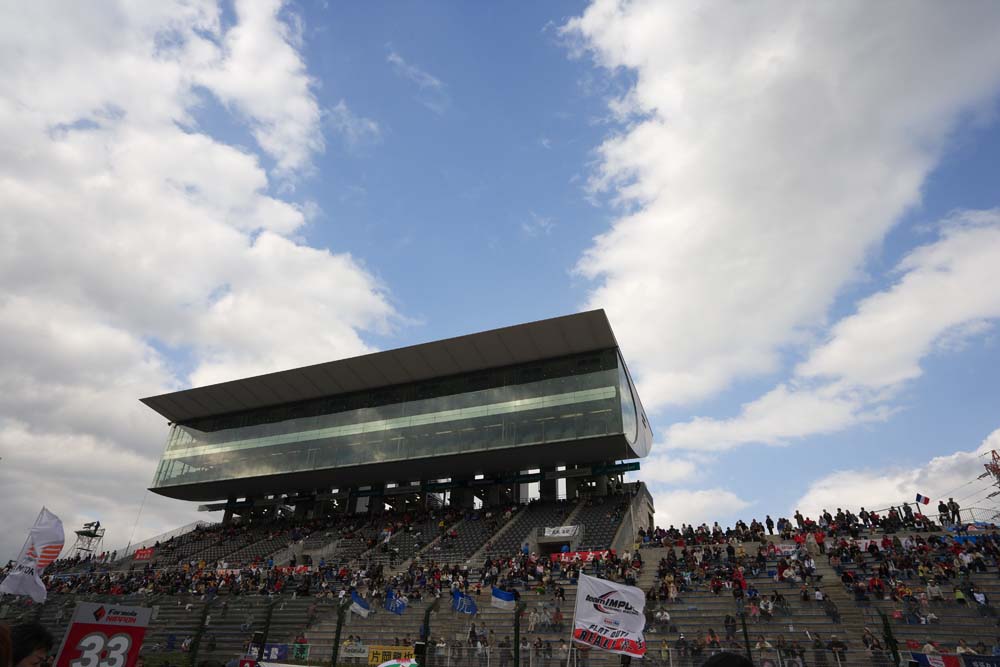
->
<box><xmin>350</xmin><ymin>590</ymin><xmax>371</xmax><ymax>618</ymax></box>
<box><xmin>491</xmin><ymin>586</ymin><xmax>515</xmax><ymax>610</ymax></box>
<box><xmin>385</xmin><ymin>589</ymin><xmax>408</xmax><ymax>615</ymax></box>
<box><xmin>452</xmin><ymin>590</ymin><xmax>478</xmax><ymax>615</ymax></box>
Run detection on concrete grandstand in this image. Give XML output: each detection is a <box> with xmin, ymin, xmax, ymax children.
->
<box><xmin>3</xmin><ymin>312</ymin><xmax>999</xmax><ymax>666</ymax></box>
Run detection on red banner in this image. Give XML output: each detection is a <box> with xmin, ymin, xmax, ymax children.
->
<box><xmin>133</xmin><ymin>547</ymin><xmax>154</xmax><ymax>561</ymax></box>
<box><xmin>550</xmin><ymin>549</ymin><xmax>615</xmax><ymax>563</ymax></box>
<box><xmin>54</xmin><ymin>602</ymin><xmax>150</xmax><ymax>667</ymax></box>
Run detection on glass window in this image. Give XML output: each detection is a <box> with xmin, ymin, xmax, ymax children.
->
<box><xmin>152</xmin><ymin>349</ymin><xmax>634</xmax><ymax>488</ymax></box>
<box><xmin>618</xmin><ymin>354</ymin><xmax>638</xmax><ymax>445</ymax></box>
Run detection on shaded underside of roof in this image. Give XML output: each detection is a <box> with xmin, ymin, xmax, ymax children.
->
<box><xmin>141</xmin><ymin>309</ymin><xmax>619</xmax><ymax>424</ymax></box>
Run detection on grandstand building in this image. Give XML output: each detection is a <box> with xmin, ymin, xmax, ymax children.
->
<box><xmin>143</xmin><ymin>310</ymin><xmax>654</xmax><ymax>524</ymax></box>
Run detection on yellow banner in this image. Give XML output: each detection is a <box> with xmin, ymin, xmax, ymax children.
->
<box><xmin>367</xmin><ymin>645</ymin><xmax>414</xmax><ymax>665</ymax></box>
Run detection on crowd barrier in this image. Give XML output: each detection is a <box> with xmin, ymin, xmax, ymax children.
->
<box><xmin>283</xmin><ymin>643</ymin><xmax>996</xmax><ymax>667</ymax></box>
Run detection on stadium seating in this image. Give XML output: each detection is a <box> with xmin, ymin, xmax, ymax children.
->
<box><xmin>483</xmin><ymin>500</ymin><xmax>576</xmax><ymax>560</ymax></box>
<box><xmin>4</xmin><ymin>488</ymin><xmax>999</xmax><ymax>667</ymax></box>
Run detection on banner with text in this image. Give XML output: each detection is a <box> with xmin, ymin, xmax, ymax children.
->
<box><xmin>133</xmin><ymin>548</ymin><xmax>154</xmax><ymax>561</ymax></box>
<box><xmin>367</xmin><ymin>645</ymin><xmax>414</xmax><ymax>665</ymax></box>
<box><xmin>54</xmin><ymin>602</ymin><xmax>151</xmax><ymax>667</ymax></box>
<box><xmin>550</xmin><ymin>549</ymin><xmax>615</xmax><ymax>563</ymax></box>
<box><xmin>0</xmin><ymin>507</ymin><xmax>64</xmax><ymax>603</ymax></box>
<box><xmin>572</xmin><ymin>573</ymin><xmax>646</xmax><ymax>658</ymax></box>
<box><xmin>544</xmin><ymin>525</ymin><xmax>580</xmax><ymax>538</ymax></box>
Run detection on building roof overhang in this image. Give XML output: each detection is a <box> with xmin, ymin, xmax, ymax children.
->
<box><xmin>141</xmin><ymin>309</ymin><xmax>619</xmax><ymax>424</ymax></box>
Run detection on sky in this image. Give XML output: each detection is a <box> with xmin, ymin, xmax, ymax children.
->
<box><xmin>3</xmin><ymin>0</ymin><xmax>1000</xmax><ymax>559</ymax></box>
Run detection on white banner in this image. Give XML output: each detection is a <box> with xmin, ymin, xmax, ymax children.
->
<box><xmin>543</xmin><ymin>525</ymin><xmax>580</xmax><ymax>537</ymax></box>
<box><xmin>572</xmin><ymin>573</ymin><xmax>646</xmax><ymax>658</ymax></box>
<box><xmin>0</xmin><ymin>507</ymin><xmax>64</xmax><ymax>603</ymax></box>
<box><xmin>341</xmin><ymin>645</ymin><xmax>368</xmax><ymax>658</ymax></box>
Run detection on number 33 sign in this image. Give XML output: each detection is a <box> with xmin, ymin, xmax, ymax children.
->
<box><xmin>55</xmin><ymin>603</ymin><xmax>151</xmax><ymax>667</ymax></box>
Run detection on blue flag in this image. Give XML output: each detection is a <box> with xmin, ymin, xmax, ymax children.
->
<box><xmin>350</xmin><ymin>590</ymin><xmax>370</xmax><ymax>618</ymax></box>
<box><xmin>491</xmin><ymin>586</ymin><xmax>516</xmax><ymax>610</ymax></box>
<box><xmin>451</xmin><ymin>589</ymin><xmax>478</xmax><ymax>615</ymax></box>
<box><xmin>385</xmin><ymin>588</ymin><xmax>408</xmax><ymax>615</ymax></box>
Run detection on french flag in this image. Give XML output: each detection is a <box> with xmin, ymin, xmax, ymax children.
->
<box><xmin>915</xmin><ymin>493</ymin><xmax>931</xmax><ymax>505</ymax></box>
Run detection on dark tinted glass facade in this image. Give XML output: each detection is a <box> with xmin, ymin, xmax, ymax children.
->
<box><xmin>152</xmin><ymin>349</ymin><xmax>649</xmax><ymax>491</ymax></box>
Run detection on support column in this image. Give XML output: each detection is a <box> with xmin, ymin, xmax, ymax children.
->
<box><xmin>451</xmin><ymin>483</ymin><xmax>475</xmax><ymax>511</ymax></box>
<box><xmin>222</xmin><ymin>498</ymin><xmax>237</xmax><ymax>524</ymax></box>
<box><xmin>487</xmin><ymin>484</ymin><xmax>502</xmax><ymax>507</ymax></box>
<box><xmin>595</xmin><ymin>474</ymin><xmax>609</xmax><ymax>496</ymax></box>
<box><xmin>539</xmin><ymin>468</ymin><xmax>558</xmax><ymax>503</ymax></box>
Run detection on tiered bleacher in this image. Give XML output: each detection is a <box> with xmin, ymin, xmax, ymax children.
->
<box><xmin>4</xmin><ymin>491</ymin><xmax>999</xmax><ymax>667</ymax></box>
<box><xmin>483</xmin><ymin>499</ymin><xmax>577</xmax><ymax>561</ymax></box>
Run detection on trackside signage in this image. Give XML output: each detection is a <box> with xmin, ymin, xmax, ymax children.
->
<box><xmin>54</xmin><ymin>601</ymin><xmax>151</xmax><ymax>667</ymax></box>
<box><xmin>571</xmin><ymin>573</ymin><xmax>646</xmax><ymax>658</ymax></box>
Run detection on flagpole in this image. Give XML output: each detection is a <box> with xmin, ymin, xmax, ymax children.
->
<box><xmin>566</xmin><ymin>572</ymin><xmax>579</xmax><ymax>667</ymax></box>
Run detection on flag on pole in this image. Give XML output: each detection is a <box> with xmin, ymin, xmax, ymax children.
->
<box><xmin>384</xmin><ymin>589</ymin><xmax>408</xmax><ymax>615</ymax></box>
<box><xmin>571</xmin><ymin>573</ymin><xmax>646</xmax><ymax>658</ymax></box>
<box><xmin>0</xmin><ymin>507</ymin><xmax>64</xmax><ymax>603</ymax></box>
<box><xmin>350</xmin><ymin>590</ymin><xmax>371</xmax><ymax>618</ymax></box>
<box><xmin>452</xmin><ymin>590</ymin><xmax>478</xmax><ymax>615</ymax></box>
<box><xmin>915</xmin><ymin>493</ymin><xmax>931</xmax><ymax>505</ymax></box>
<box><xmin>490</xmin><ymin>587</ymin><xmax>515</xmax><ymax>610</ymax></box>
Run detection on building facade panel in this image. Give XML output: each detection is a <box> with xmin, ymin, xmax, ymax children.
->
<box><xmin>151</xmin><ymin>349</ymin><xmax>648</xmax><ymax>494</ymax></box>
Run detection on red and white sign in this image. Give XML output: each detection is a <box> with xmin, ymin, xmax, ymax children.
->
<box><xmin>54</xmin><ymin>602</ymin><xmax>150</xmax><ymax>667</ymax></box>
<box><xmin>132</xmin><ymin>548</ymin><xmax>154</xmax><ymax>561</ymax></box>
<box><xmin>238</xmin><ymin>659</ymin><xmax>256</xmax><ymax>667</ymax></box>
<box><xmin>550</xmin><ymin>549</ymin><xmax>615</xmax><ymax>563</ymax></box>
<box><xmin>571</xmin><ymin>573</ymin><xmax>646</xmax><ymax>658</ymax></box>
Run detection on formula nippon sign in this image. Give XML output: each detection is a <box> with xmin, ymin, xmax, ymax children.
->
<box><xmin>54</xmin><ymin>602</ymin><xmax>151</xmax><ymax>667</ymax></box>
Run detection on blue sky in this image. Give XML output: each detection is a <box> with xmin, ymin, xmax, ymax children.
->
<box><xmin>3</xmin><ymin>0</ymin><xmax>1000</xmax><ymax>557</ymax></box>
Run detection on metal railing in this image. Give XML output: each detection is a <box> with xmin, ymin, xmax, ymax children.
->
<box><xmin>867</xmin><ymin>505</ymin><xmax>998</xmax><ymax>527</ymax></box>
<box><xmin>260</xmin><ymin>643</ymin><xmax>913</xmax><ymax>666</ymax></box>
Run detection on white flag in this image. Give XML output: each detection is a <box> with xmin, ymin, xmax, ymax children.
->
<box><xmin>0</xmin><ymin>507</ymin><xmax>64</xmax><ymax>603</ymax></box>
<box><xmin>571</xmin><ymin>573</ymin><xmax>646</xmax><ymax>659</ymax></box>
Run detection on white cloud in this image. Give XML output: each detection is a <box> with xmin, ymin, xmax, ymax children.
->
<box><xmin>386</xmin><ymin>49</ymin><xmax>450</xmax><ymax>114</ymax></box>
<box><xmin>798</xmin><ymin>211</ymin><xmax>1000</xmax><ymax>389</ymax></box>
<box><xmin>563</xmin><ymin>1</ymin><xmax>1000</xmax><ymax>410</ymax></box>
<box><xmin>195</xmin><ymin>0</ymin><xmax>323</xmax><ymax>174</ymax></box>
<box><xmin>0</xmin><ymin>1</ymin><xmax>395</xmax><ymax>559</ymax></box>
<box><xmin>521</xmin><ymin>211</ymin><xmax>556</xmax><ymax>238</ymax></box>
<box><xmin>635</xmin><ymin>455</ymin><xmax>699</xmax><ymax>485</ymax></box>
<box><xmin>386</xmin><ymin>50</ymin><xmax>444</xmax><ymax>90</ymax></box>
<box><xmin>792</xmin><ymin>428</ymin><xmax>999</xmax><ymax>519</ymax></box>
<box><xmin>652</xmin><ymin>488</ymin><xmax>751</xmax><ymax>529</ymax></box>
<box><xmin>326</xmin><ymin>100</ymin><xmax>381</xmax><ymax>147</ymax></box>
<box><xmin>665</xmin><ymin>211</ymin><xmax>1000</xmax><ymax>451</ymax></box>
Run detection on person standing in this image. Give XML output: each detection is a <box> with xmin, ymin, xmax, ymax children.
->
<box><xmin>724</xmin><ymin>614</ymin><xmax>737</xmax><ymax>642</ymax></box>
<box><xmin>937</xmin><ymin>500</ymin><xmax>950</xmax><ymax>526</ymax></box>
<box><xmin>498</xmin><ymin>637</ymin><xmax>512</xmax><ymax>667</ymax></box>
<box><xmin>948</xmin><ymin>498</ymin><xmax>961</xmax><ymax>524</ymax></box>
